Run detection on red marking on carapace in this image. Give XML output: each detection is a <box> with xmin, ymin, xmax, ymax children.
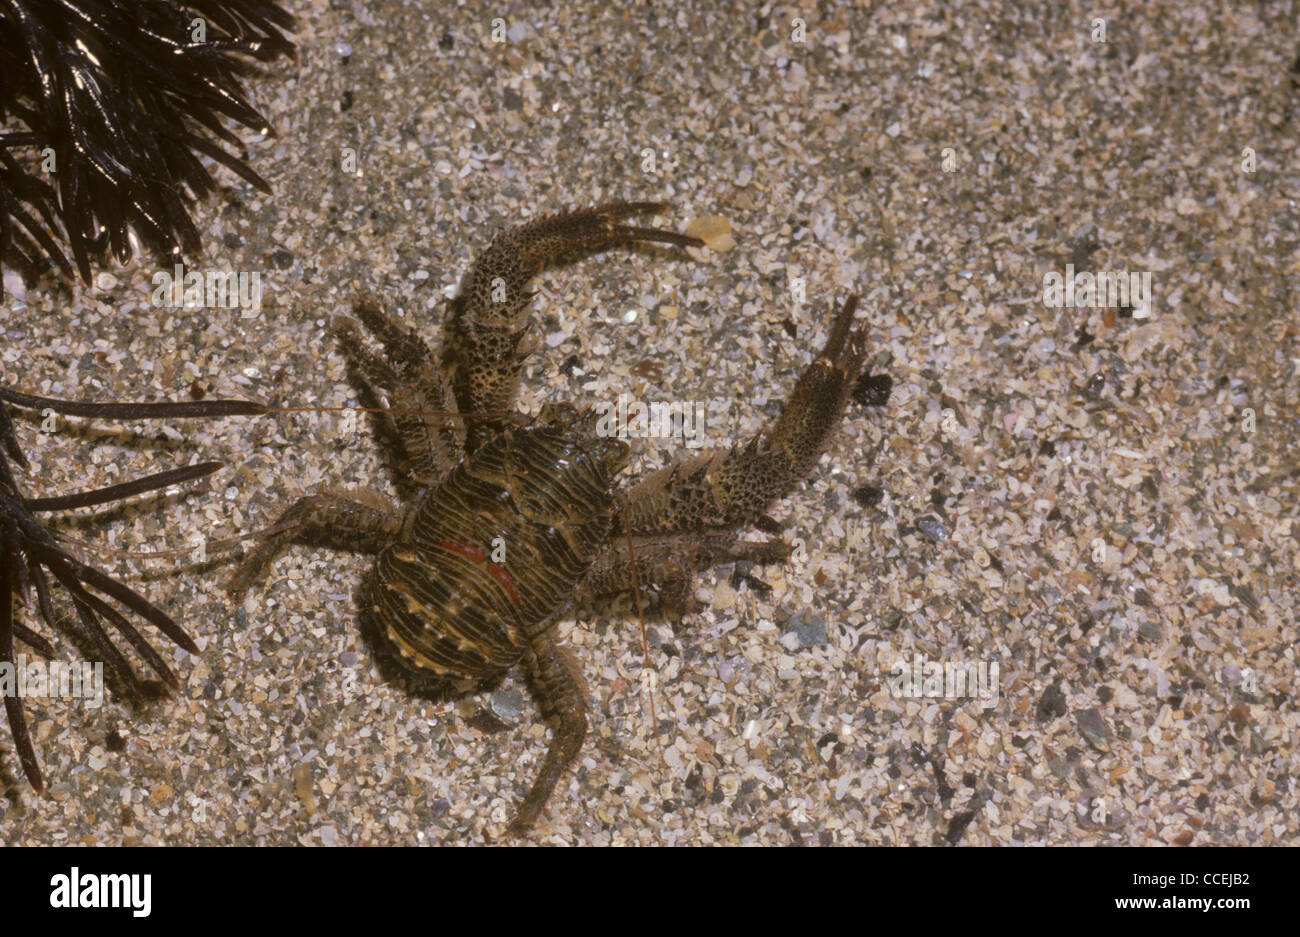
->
<box><xmin>440</xmin><ymin>539</ymin><xmax>487</xmax><ymax>563</ymax></box>
<box><xmin>439</xmin><ymin>539</ymin><xmax>520</xmax><ymax>603</ymax></box>
<box><xmin>485</xmin><ymin>562</ymin><xmax>521</xmax><ymax>604</ymax></box>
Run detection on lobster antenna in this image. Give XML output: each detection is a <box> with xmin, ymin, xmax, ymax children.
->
<box><xmin>261</xmin><ymin>404</ymin><xmax>512</xmax><ymax>422</ymax></box>
<box><xmin>50</xmin><ymin>519</ymin><xmax>300</xmax><ymax>564</ymax></box>
<box><xmin>624</xmin><ymin>509</ymin><xmax>667</xmax><ymax>771</ymax></box>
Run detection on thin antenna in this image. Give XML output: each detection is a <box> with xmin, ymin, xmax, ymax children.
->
<box><xmin>624</xmin><ymin>510</ymin><xmax>666</xmax><ymax>770</ymax></box>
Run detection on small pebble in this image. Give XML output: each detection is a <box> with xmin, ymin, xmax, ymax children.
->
<box><xmin>1036</xmin><ymin>683</ymin><xmax>1067</xmax><ymax>722</ymax></box>
<box><xmin>490</xmin><ymin>688</ymin><xmax>524</xmax><ymax>720</ymax></box>
<box><xmin>917</xmin><ymin>516</ymin><xmax>948</xmax><ymax>542</ymax></box>
<box><xmin>3</xmin><ymin>271</ymin><xmax>26</xmax><ymax>303</ymax></box>
<box><xmin>852</xmin><ymin>484</ymin><xmax>883</xmax><ymax>507</ymax></box>
<box><xmin>781</xmin><ymin>612</ymin><xmax>828</xmax><ymax>650</ymax></box>
<box><xmin>1138</xmin><ymin>619</ymin><xmax>1163</xmax><ymax>641</ymax></box>
<box><xmin>685</xmin><ymin>215</ymin><xmax>735</xmax><ymax>252</ymax></box>
<box><xmin>853</xmin><ymin>373</ymin><xmax>893</xmax><ymax>407</ymax></box>
<box><xmin>1076</xmin><ymin>708</ymin><xmax>1112</xmax><ymax>753</ymax></box>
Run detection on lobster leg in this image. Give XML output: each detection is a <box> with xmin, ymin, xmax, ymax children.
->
<box><xmin>577</xmin><ymin>533</ymin><xmax>793</xmax><ymax>614</ymax></box>
<box><xmin>621</xmin><ymin>295</ymin><xmax>867</xmax><ymax>539</ymax></box>
<box><xmin>508</xmin><ymin>629</ymin><xmax>590</xmax><ymax>835</ymax></box>
<box><xmin>578</xmin><ymin>296</ymin><xmax>866</xmax><ymax>611</ymax></box>
<box><xmin>228</xmin><ymin>489</ymin><xmax>405</xmax><ymax>599</ymax></box>
<box><xmin>334</xmin><ymin>299</ymin><xmax>465</xmax><ymax>485</ymax></box>
<box><xmin>441</xmin><ymin>201</ymin><xmax>702</xmax><ymax>452</ymax></box>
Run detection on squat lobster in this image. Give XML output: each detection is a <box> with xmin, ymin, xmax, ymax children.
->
<box><xmin>228</xmin><ymin>201</ymin><xmax>870</xmax><ymax>834</ymax></box>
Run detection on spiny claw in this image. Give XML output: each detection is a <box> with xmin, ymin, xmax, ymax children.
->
<box><xmin>443</xmin><ymin>201</ymin><xmax>701</xmax><ymax>452</ymax></box>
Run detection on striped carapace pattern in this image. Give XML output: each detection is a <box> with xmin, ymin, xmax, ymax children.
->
<box><xmin>363</xmin><ymin>415</ymin><xmax>627</xmax><ymax>700</ymax></box>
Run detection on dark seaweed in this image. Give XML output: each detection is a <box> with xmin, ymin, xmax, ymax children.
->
<box><xmin>0</xmin><ymin>387</ymin><xmax>264</xmax><ymax>790</ymax></box>
<box><xmin>0</xmin><ymin>0</ymin><xmax>295</xmax><ymax>291</ymax></box>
